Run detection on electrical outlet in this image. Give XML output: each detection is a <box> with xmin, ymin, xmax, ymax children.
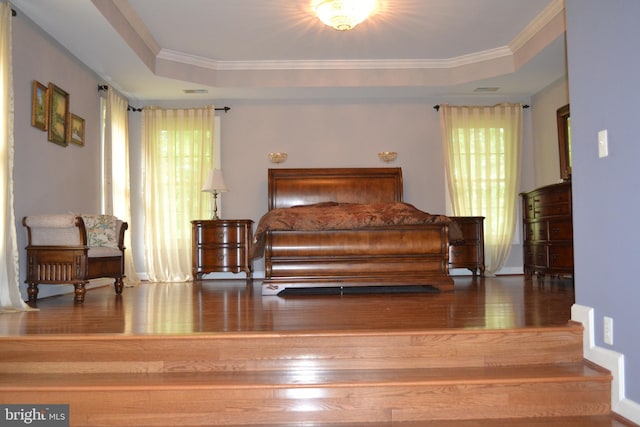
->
<box><xmin>604</xmin><ymin>316</ymin><xmax>614</xmax><ymax>345</ymax></box>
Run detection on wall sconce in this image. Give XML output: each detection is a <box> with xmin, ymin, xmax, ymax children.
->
<box><xmin>268</xmin><ymin>152</ymin><xmax>288</xmax><ymax>163</ymax></box>
<box><xmin>378</xmin><ymin>151</ymin><xmax>397</xmax><ymax>162</ymax></box>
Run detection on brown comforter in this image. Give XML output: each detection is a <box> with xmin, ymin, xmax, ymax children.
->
<box><xmin>251</xmin><ymin>202</ymin><xmax>462</xmax><ymax>258</ymax></box>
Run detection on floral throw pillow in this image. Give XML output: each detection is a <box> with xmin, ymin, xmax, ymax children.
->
<box><xmin>82</xmin><ymin>215</ymin><xmax>118</xmax><ymax>248</ymax></box>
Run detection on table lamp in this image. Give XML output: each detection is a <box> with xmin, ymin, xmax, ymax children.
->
<box><xmin>202</xmin><ymin>169</ymin><xmax>228</xmax><ymax>219</ymax></box>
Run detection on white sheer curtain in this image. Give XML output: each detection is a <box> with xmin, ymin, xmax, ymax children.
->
<box><xmin>439</xmin><ymin>103</ymin><xmax>523</xmax><ymax>274</ymax></box>
<box><xmin>102</xmin><ymin>88</ymin><xmax>139</xmax><ymax>284</ymax></box>
<box><xmin>0</xmin><ymin>3</ymin><xmax>33</xmax><ymax>312</ymax></box>
<box><xmin>142</xmin><ymin>106</ymin><xmax>214</xmax><ymax>282</ymax></box>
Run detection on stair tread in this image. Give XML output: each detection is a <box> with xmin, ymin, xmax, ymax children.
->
<box><xmin>0</xmin><ymin>362</ymin><xmax>611</xmax><ymax>390</ymax></box>
<box><xmin>219</xmin><ymin>417</ymin><xmax>634</xmax><ymax>427</ymax></box>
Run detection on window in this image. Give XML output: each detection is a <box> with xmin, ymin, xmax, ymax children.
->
<box><xmin>439</xmin><ymin>104</ymin><xmax>523</xmax><ymax>274</ymax></box>
<box><xmin>141</xmin><ymin>107</ymin><xmax>217</xmax><ymax>282</ymax></box>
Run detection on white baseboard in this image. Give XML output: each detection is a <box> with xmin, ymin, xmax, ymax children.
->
<box><xmin>572</xmin><ymin>303</ymin><xmax>640</xmax><ymax>424</ymax></box>
<box><xmin>134</xmin><ymin>272</ymin><xmax>263</xmax><ymax>281</ymax></box>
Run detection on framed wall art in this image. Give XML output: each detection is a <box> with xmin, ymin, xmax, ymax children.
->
<box><xmin>31</xmin><ymin>80</ymin><xmax>48</xmax><ymax>131</ymax></box>
<box><xmin>47</xmin><ymin>83</ymin><xmax>69</xmax><ymax>146</ymax></box>
<box><xmin>67</xmin><ymin>113</ymin><xmax>85</xmax><ymax>146</ymax></box>
<box><xmin>556</xmin><ymin>104</ymin><xmax>571</xmax><ymax>181</ymax></box>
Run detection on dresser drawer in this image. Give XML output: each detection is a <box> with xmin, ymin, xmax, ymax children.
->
<box><xmin>547</xmin><ymin>218</ymin><xmax>573</xmax><ymax>241</ymax></box>
<box><xmin>548</xmin><ymin>245</ymin><xmax>573</xmax><ymax>269</ymax></box>
<box><xmin>534</xmin><ymin>186</ymin><xmax>571</xmax><ymax>205</ymax></box>
<box><xmin>523</xmin><ymin>199</ymin><xmax>536</xmax><ymax>220</ymax></box>
<box><xmin>524</xmin><ymin>221</ymin><xmax>547</xmax><ymax>242</ymax></box>
<box><xmin>533</xmin><ymin>202</ymin><xmax>571</xmax><ymax>218</ymax></box>
<box><xmin>524</xmin><ymin>244</ymin><xmax>547</xmax><ymax>269</ymax></box>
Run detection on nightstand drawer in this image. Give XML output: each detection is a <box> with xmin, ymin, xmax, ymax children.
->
<box><xmin>450</xmin><ymin>244</ymin><xmax>479</xmax><ymax>263</ymax></box>
<box><xmin>196</xmin><ymin>225</ymin><xmax>247</xmax><ymax>244</ymax></box>
<box><xmin>198</xmin><ymin>245</ymin><xmax>246</xmax><ymax>268</ymax></box>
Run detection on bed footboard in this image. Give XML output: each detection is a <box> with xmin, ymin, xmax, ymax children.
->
<box><xmin>262</xmin><ymin>224</ymin><xmax>453</xmax><ymax>295</ymax></box>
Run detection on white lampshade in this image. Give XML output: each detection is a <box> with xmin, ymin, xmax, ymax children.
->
<box><xmin>202</xmin><ymin>169</ymin><xmax>228</xmax><ymax>193</ymax></box>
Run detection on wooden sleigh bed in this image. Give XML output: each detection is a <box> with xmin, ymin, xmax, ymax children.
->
<box><xmin>253</xmin><ymin>168</ymin><xmax>456</xmax><ymax>295</ymax></box>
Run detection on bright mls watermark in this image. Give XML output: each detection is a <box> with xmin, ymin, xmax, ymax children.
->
<box><xmin>1</xmin><ymin>405</ymin><xmax>69</xmax><ymax>426</ymax></box>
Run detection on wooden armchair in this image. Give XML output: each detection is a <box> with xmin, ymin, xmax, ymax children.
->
<box><xmin>22</xmin><ymin>214</ymin><xmax>128</xmax><ymax>305</ymax></box>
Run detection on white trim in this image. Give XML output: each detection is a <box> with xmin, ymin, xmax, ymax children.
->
<box><xmin>571</xmin><ymin>304</ymin><xmax>640</xmax><ymax>424</ymax></box>
<box><xmin>157</xmin><ymin>48</ymin><xmax>515</xmax><ymax>72</ymax></box>
<box><xmin>198</xmin><ymin>272</ymin><xmax>253</xmax><ymax>280</ymax></box>
<box><xmin>509</xmin><ymin>0</ymin><xmax>565</xmax><ymax>52</ymax></box>
<box><xmin>494</xmin><ymin>266</ymin><xmax>524</xmax><ymax>276</ymax></box>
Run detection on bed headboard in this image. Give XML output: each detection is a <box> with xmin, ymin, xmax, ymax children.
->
<box><xmin>268</xmin><ymin>168</ymin><xmax>404</xmax><ymax>210</ymax></box>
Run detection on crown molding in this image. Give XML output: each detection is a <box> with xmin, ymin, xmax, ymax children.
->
<box><xmin>157</xmin><ymin>45</ymin><xmax>515</xmax><ymax>72</ymax></box>
<box><xmin>510</xmin><ymin>0</ymin><xmax>565</xmax><ymax>53</ymax></box>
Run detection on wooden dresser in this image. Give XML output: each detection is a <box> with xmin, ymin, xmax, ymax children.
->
<box><xmin>191</xmin><ymin>219</ymin><xmax>253</xmax><ymax>280</ymax></box>
<box><xmin>520</xmin><ymin>181</ymin><xmax>573</xmax><ymax>278</ymax></box>
<box><xmin>449</xmin><ymin>216</ymin><xmax>485</xmax><ymax>276</ymax></box>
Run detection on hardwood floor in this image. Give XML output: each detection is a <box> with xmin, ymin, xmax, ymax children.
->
<box><xmin>1</xmin><ymin>275</ymin><xmax>636</xmax><ymax>426</ymax></box>
<box><xmin>1</xmin><ymin>275</ymin><xmax>574</xmax><ymax>335</ymax></box>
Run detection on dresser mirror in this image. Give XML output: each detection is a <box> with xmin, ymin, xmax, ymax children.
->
<box><xmin>557</xmin><ymin>104</ymin><xmax>571</xmax><ymax>181</ymax></box>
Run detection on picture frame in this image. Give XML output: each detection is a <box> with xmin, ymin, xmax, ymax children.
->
<box><xmin>31</xmin><ymin>80</ymin><xmax>48</xmax><ymax>131</ymax></box>
<box><xmin>556</xmin><ymin>104</ymin><xmax>571</xmax><ymax>181</ymax></box>
<box><xmin>47</xmin><ymin>83</ymin><xmax>69</xmax><ymax>146</ymax></box>
<box><xmin>67</xmin><ymin>113</ymin><xmax>85</xmax><ymax>146</ymax></box>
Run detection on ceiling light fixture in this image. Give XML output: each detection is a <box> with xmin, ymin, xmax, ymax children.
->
<box><xmin>312</xmin><ymin>0</ymin><xmax>378</xmax><ymax>31</ymax></box>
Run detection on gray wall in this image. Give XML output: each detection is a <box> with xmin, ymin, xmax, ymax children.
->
<box><xmin>127</xmin><ymin>97</ymin><xmax>537</xmax><ymax>276</ymax></box>
<box><xmin>566</xmin><ymin>0</ymin><xmax>640</xmax><ymax>402</ymax></box>
<box><xmin>12</xmin><ymin>13</ymin><xmax>103</xmax><ymax>299</ymax></box>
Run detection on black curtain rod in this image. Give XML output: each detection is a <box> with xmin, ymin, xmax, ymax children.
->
<box><xmin>433</xmin><ymin>104</ymin><xmax>530</xmax><ymax>111</ymax></box>
<box><xmin>98</xmin><ymin>86</ymin><xmax>230</xmax><ymax>113</ymax></box>
<box><xmin>127</xmin><ymin>105</ymin><xmax>230</xmax><ymax>113</ymax></box>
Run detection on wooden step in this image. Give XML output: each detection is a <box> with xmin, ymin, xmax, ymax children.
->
<box><xmin>202</xmin><ymin>418</ymin><xmax>635</xmax><ymax>427</ymax></box>
<box><xmin>0</xmin><ymin>363</ymin><xmax>611</xmax><ymax>426</ymax></box>
<box><xmin>0</xmin><ymin>324</ymin><xmax>584</xmax><ymax>374</ymax></box>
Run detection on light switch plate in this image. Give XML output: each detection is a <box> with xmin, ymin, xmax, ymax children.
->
<box><xmin>598</xmin><ymin>130</ymin><xmax>609</xmax><ymax>158</ymax></box>
<box><xmin>604</xmin><ymin>316</ymin><xmax>614</xmax><ymax>345</ymax></box>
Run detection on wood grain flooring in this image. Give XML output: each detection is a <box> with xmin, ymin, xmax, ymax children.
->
<box><xmin>1</xmin><ymin>275</ymin><xmax>575</xmax><ymax>335</ymax></box>
<box><xmin>1</xmin><ymin>275</ymin><xmax>636</xmax><ymax>426</ymax></box>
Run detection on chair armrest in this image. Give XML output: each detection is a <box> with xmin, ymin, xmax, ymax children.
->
<box><xmin>116</xmin><ymin>220</ymin><xmax>128</xmax><ymax>250</ymax></box>
<box><xmin>22</xmin><ymin>215</ymin><xmax>86</xmax><ymax>246</ymax></box>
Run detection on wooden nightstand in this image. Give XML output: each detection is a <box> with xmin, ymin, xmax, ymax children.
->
<box><xmin>191</xmin><ymin>219</ymin><xmax>253</xmax><ymax>280</ymax></box>
<box><xmin>449</xmin><ymin>216</ymin><xmax>485</xmax><ymax>277</ymax></box>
